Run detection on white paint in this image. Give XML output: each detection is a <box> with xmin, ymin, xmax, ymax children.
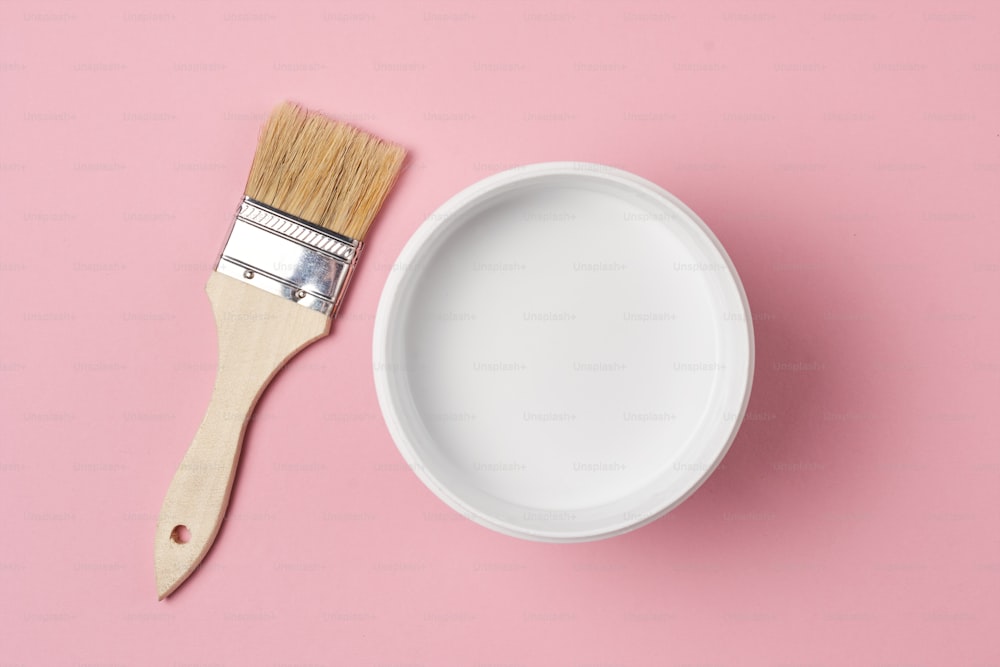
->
<box><xmin>373</xmin><ymin>163</ymin><xmax>754</xmax><ymax>541</ymax></box>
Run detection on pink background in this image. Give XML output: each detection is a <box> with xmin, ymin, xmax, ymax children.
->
<box><xmin>1</xmin><ymin>0</ymin><xmax>998</xmax><ymax>664</ymax></box>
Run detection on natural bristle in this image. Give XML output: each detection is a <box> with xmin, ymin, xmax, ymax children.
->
<box><xmin>245</xmin><ymin>102</ymin><xmax>406</xmax><ymax>240</ymax></box>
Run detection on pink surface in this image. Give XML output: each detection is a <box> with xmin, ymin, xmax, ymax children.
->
<box><xmin>1</xmin><ymin>1</ymin><xmax>997</xmax><ymax>665</ymax></box>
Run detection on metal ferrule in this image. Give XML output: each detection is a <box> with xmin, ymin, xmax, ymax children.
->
<box><xmin>216</xmin><ymin>198</ymin><xmax>362</xmax><ymax>317</ymax></box>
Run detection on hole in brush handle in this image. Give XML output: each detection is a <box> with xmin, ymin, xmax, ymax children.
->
<box><xmin>170</xmin><ymin>525</ymin><xmax>191</xmax><ymax>544</ymax></box>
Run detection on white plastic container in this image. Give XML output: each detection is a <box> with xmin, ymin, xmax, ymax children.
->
<box><xmin>373</xmin><ymin>163</ymin><xmax>754</xmax><ymax>541</ymax></box>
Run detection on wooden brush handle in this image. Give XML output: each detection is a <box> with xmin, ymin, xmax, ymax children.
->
<box><xmin>155</xmin><ymin>272</ymin><xmax>330</xmax><ymax>599</ymax></box>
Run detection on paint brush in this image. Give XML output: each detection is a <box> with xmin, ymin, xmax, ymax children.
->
<box><xmin>155</xmin><ymin>102</ymin><xmax>405</xmax><ymax>599</ymax></box>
